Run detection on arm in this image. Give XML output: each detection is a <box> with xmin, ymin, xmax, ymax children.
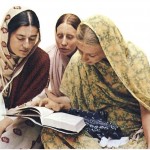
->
<box><xmin>0</xmin><ymin>117</ymin><xmax>13</xmax><ymax>136</ymax></box>
<box><xmin>45</xmin><ymin>90</ymin><xmax>70</xmax><ymax>104</ymax></box>
<box><xmin>140</xmin><ymin>104</ymin><xmax>150</xmax><ymax>148</ymax></box>
<box><xmin>45</xmin><ymin>91</ymin><xmax>71</xmax><ymax>111</ymax></box>
<box><xmin>28</xmin><ymin>92</ymin><xmax>71</xmax><ymax>111</ymax></box>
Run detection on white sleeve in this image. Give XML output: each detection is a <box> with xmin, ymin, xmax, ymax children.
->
<box><xmin>32</xmin><ymin>89</ymin><xmax>47</xmax><ymax>101</ymax></box>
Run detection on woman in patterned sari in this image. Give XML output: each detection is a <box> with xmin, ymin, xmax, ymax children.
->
<box><xmin>41</xmin><ymin>15</ymin><xmax>150</xmax><ymax>149</ymax></box>
<box><xmin>0</xmin><ymin>6</ymin><xmax>49</xmax><ymax>148</ymax></box>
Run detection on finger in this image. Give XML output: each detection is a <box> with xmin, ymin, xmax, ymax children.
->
<box><xmin>45</xmin><ymin>104</ymin><xmax>60</xmax><ymax>111</ymax></box>
<box><xmin>45</xmin><ymin>102</ymin><xmax>61</xmax><ymax>111</ymax></box>
<box><xmin>28</xmin><ymin>100</ymin><xmax>40</xmax><ymax>106</ymax></box>
<box><xmin>39</xmin><ymin>98</ymin><xmax>48</xmax><ymax>107</ymax></box>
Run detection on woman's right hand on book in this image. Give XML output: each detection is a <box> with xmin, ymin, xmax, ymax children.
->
<box><xmin>27</xmin><ymin>98</ymin><xmax>71</xmax><ymax>111</ymax></box>
<box><xmin>0</xmin><ymin>117</ymin><xmax>13</xmax><ymax>137</ymax></box>
<box><xmin>25</xmin><ymin>98</ymin><xmax>61</xmax><ymax>111</ymax></box>
<box><xmin>39</xmin><ymin>98</ymin><xmax>64</xmax><ymax>111</ymax></box>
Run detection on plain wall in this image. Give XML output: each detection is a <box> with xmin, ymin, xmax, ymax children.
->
<box><xmin>0</xmin><ymin>0</ymin><xmax>150</xmax><ymax>61</ymax></box>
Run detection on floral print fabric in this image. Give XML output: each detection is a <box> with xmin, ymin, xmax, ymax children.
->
<box><xmin>0</xmin><ymin>118</ymin><xmax>42</xmax><ymax>149</ymax></box>
<box><xmin>0</xmin><ymin>6</ymin><xmax>28</xmax><ymax>96</ymax></box>
<box><xmin>41</xmin><ymin>15</ymin><xmax>149</xmax><ymax>148</ymax></box>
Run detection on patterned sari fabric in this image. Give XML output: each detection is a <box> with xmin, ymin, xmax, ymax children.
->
<box><xmin>41</xmin><ymin>15</ymin><xmax>150</xmax><ymax>148</ymax></box>
<box><xmin>0</xmin><ymin>6</ymin><xmax>50</xmax><ymax>149</ymax></box>
<box><xmin>0</xmin><ymin>6</ymin><xmax>28</xmax><ymax>97</ymax></box>
<box><xmin>0</xmin><ymin>6</ymin><xmax>50</xmax><ymax>103</ymax></box>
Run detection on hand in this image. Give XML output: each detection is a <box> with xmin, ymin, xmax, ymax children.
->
<box><xmin>39</xmin><ymin>98</ymin><xmax>63</xmax><ymax>111</ymax></box>
<box><xmin>0</xmin><ymin>117</ymin><xmax>13</xmax><ymax>137</ymax></box>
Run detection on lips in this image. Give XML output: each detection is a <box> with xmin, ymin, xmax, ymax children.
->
<box><xmin>85</xmin><ymin>61</ymin><xmax>93</xmax><ymax>65</ymax></box>
<box><xmin>20</xmin><ymin>49</ymin><xmax>29</xmax><ymax>53</ymax></box>
<box><xmin>59</xmin><ymin>48</ymin><xmax>70</xmax><ymax>54</ymax></box>
<box><xmin>59</xmin><ymin>48</ymin><xmax>68</xmax><ymax>51</ymax></box>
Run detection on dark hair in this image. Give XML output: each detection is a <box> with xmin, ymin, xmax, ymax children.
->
<box><xmin>55</xmin><ymin>13</ymin><xmax>81</xmax><ymax>32</ymax></box>
<box><xmin>8</xmin><ymin>10</ymin><xmax>40</xmax><ymax>35</ymax></box>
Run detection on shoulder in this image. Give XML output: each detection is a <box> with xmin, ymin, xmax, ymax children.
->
<box><xmin>45</xmin><ymin>44</ymin><xmax>59</xmax><ymax>59</ymax></box>
<box><xmin>64</xmin><ymin>51</ymin><xmax>82</xmax><ymax>70</ymax></box>
<box><xmin>30</xmin><ymin>47</ymin><xmax>50</xmax><ymax>64</ymax></box>
<box><xmin>70</xmin><ymin>51</ymin><xmax>81</xmax><ymax>64</ymax></box>
<box><xmin>45</xmin><ymin>44</ymin><xmax>57</xmax><ymax>54</ymax></box>
<box><xmin>35</xmin><ymin>47</ymin><xmax>48</xmax><ymax>57</ymax></box>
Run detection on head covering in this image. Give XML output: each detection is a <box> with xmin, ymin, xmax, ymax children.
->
<box><xmin>0</xmin><ymin>6</ymin><xmax>40</xmax><ymax>96</ymax></box>
<box><xmin>60</xmin><ymin>15</ymin><xmax>150</xmax><ymax>111</ymax></box>
<box><xmin>46</xmin><ymin>45</ymin><xmax>70</xmax><ymax>96</ymax></box>
<box><xmin>82</xmin><ymin>15</ymin><xmax>150</xmax><ymax>110</ymax></box>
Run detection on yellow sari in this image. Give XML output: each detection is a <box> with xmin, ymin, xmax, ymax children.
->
<box><xmin>41</xmin><ymin>15</ymin><xmax>150</xmax><ymax>149</ymax></box>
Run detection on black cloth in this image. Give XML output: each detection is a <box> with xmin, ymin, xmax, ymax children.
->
<box><xmin>7</xmin><ymin>47</ymin><xmax>50</xmax><ymax>109</ymax></box>
<box><xmin>63</xmin><ymin>108</ymin><xmax>123</xmax><ymax>140</ymax></box>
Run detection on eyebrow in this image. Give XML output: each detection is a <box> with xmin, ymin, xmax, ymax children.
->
<box><xmin>16</xmin><ymin>34</ymin><xmax>37</xmax><ymax>38</ymax></box>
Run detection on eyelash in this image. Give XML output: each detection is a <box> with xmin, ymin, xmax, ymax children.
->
<box><xmin>57</xmin><ymin>35</ymin><xmax>74</xmax><ymax>40</ymax></box>
<box><xmin>17</xmin><ymin>38</ymin><xmax>36</xmax><ymax>42</ymax></box>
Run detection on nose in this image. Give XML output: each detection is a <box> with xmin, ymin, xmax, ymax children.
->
<box><xmin>61</xmin><ymin>37</ymin><xmax>67</xmax><ymax>46</ymax></box>
<box><xmin>22</xmin><ymin>39</ymin><xmax>30</xmax><ymax>49</ymax></box>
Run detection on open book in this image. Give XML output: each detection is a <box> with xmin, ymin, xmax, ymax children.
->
<box><xmin>6</xmin><ymin>106</ymin><xmax>86</xmax><ymax>134</ymax></box>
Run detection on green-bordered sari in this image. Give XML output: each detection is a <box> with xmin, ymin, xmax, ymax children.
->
<box><xmin>41</xmin><ymin>15</ymin><xmax>150</xmax><ymax>149</ymax></box>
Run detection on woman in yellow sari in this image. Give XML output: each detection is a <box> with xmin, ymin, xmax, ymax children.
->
<box><xmin>41</xmin><ymin>15</ymin><xmax>150</xmax><ymax>149</ymax></box>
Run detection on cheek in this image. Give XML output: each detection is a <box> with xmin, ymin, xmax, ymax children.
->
<box><xmin>30</xmin><ymin>42</ymin><xmax>36</xmax><ymax>49</ymax></box>
<box><xmin>56</xmin><ymin>38</ymin><xmax>61</xmax><ymax>47</ymax></box>
<box><xmin>69</xmin><ymin>41</ymin><xmax>77</xmax><ymax>51</ymax></box>
<box><xmin>70</xmin><ymin>45</ymin><xmax>76</xmax><ymax>52</ymax></box>
<box><xmin>9</xmin><ymin>38</ymin><xmax>18</xmax><ymax>51</ymax></box>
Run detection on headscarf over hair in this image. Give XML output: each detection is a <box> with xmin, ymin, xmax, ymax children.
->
<box><xmin>82</xmin><ymin>15</ymin><xmax>150</xmax><ymax>110</ymax></box>
<box><xmin>60</xmin><ymin>15</ymin><xmax>150</xmax><ymax>111</ymax></box>
<box><xmin>0</xmin><ymin>6</ymin><xmax>40</xmax><ymax>97</ymax></box>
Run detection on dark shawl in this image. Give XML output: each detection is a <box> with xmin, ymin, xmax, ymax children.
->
<box><xmin>7</xmin><ymin>47</ymin><xmax>50</xmax><ymax>109</ymax></box>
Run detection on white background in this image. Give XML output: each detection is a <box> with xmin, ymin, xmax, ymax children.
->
<box><xmin>1</xmin><ymin>0</ymin><xmax>150</xmax><ymax>61</ymax></box>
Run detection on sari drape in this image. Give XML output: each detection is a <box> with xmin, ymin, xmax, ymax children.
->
<box><xmin>0</xmin><ymin>6</ymin><xmax>50</xmax><ymax>149</ymax></box>
<box><xmin>0</xmin><ymin>6</ymin><xmax>50</xmax><ymax>108</ymax></box>
<box><xmin>41</xmin><ymin>15</ymin><xmax>149</xmax><ymax>148</ymax></box>
<box><xmin>46</xmin><ymin>45</ymin><xmax>70</xmax><ymax>96</ymax></box>
<box><xmin>0</xmin><ymin>6</ymin><xmax>28</xmax><ymax>97</ymax></box>
<box><xmin>8</xmin><ymin>47</ymin><xmax>50</xmax><ymax>108</ymax></box>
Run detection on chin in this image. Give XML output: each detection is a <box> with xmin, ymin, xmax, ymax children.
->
<box><xmin>86</xmin><ymin>62</ymin><xmax>94</xmax><ymax>65</ymax></box>
<box><xmin>88</xmin><ymin>63</ymin><xmax>94</xmax><ymax>65</ymax></box>
<box><xmin>19</xmin><ymin>54</ymin><xmax>28</xmax><ymax>58</ymax></box>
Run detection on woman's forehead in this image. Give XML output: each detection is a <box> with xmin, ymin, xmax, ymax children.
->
<box><xmin>14</xmin><ymin>26</ymin><xmax>38</xmax><ymax>37</ymax></box>
<box><xmin>77</xmin><ymin>41</ymin><xmax>101</xmax><ymax>53</ymax></box>
<box><xmin>57</xmin><ymin>23</ymin><xmax>76</xmax><ymax>34</ymax></box>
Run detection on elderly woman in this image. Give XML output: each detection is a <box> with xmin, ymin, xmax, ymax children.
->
<box><xmin>41</xmin><ymin>15</ymin><xmax>150</xmax><ymax>149</ymax></box>
<box><xmin>0</xmin><ymin>6</ymin><xmax>49</xmax><ymax>148</ymax></box>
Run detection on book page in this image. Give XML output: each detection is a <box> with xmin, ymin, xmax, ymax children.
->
<box><xmin>14</xmin><ymin>106</ymin><xmax>54</xmax><ymax>117</ymax></box>
<box><xmin>43</xmin><ymin>125</ymin><xmax>80</xmax><ymax>135</ymax></box>
<box><xmin>23</xmin><ymin>116</ymin><xmax>42</xmax><ymax>126</ymax></box>
<box><xmin>31</xmin><ymin>106</ymin><xmax>54</xmax><ymax>117</ymax></box>
<box><xmin>41</xmin><ymin>112</ymin><xmax>86</xmax><ymax>133</ymax></box>
<box><xmin>6</xmin><ymin>107</ymin><xmax>86</xmax><ymax>134</ymax></box>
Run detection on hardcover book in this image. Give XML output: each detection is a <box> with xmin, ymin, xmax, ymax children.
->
<box><xmin>6</xmin><ymin>106</ymin><xmax>86</xmax><ymax>134</ymax></box>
